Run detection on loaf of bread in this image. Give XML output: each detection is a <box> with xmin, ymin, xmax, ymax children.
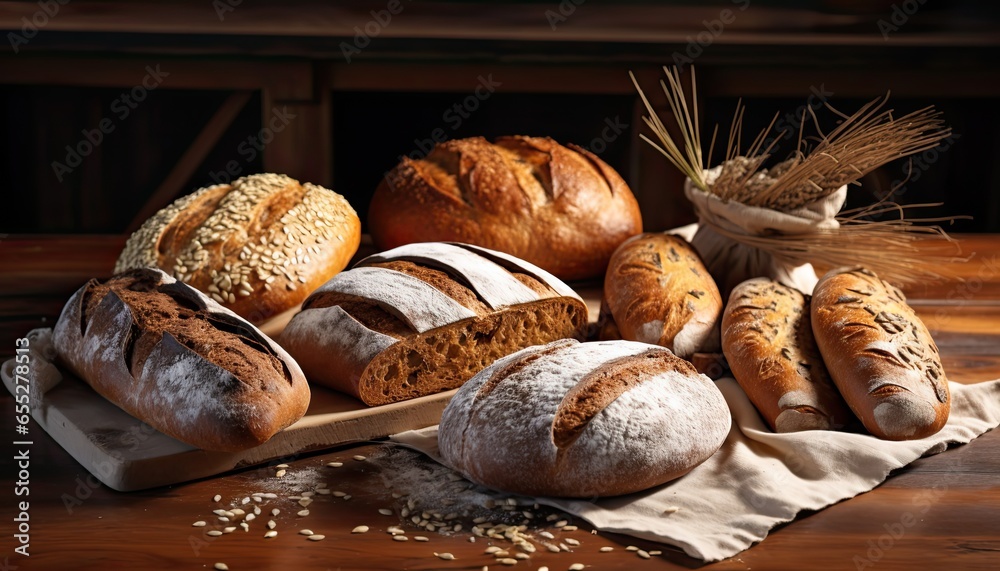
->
<box><xmin>52</xmin><ymin>268</ymin><xmax>310</xmax><ymax>452</ymax></box>
<box><xmin>115</xmin><ymin>173</ymin><xmax>361</xmax><ymax>327</ymax></box>
<box><xmin>278</xmin><ymin>242</ymin><xmax>589</xmax><ymax>406</ymax></box>
<box><xmin>439</xmin><ymin>339</ymin><xmax>731</xmax><ymax>498</ymax></box>
<box><xmin>722</xmin><ymin>278</ymin><xmax>852</xmax><ymax>432</ymax></box>
<box><xmin>368</xmin><ymin>136</ymin><xmax>643</xmax><ymax>281</ymax></box>
<box><xmin>812</xmin><ymin>267</ymin><xmax>950</xmax><ymax>440</ymax></box>
<box><xmin>599</xmin><ymin>233</ymin><xmax>722</xmax><ymax>358</ymax></box>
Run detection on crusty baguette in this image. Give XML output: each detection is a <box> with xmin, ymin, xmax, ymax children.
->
<box><xmin>278</xmin><ymin>242</ymin><xmax>589</xmax><ymax>406</ymax></box>
<box><xmin>722</xmin><ymin>278</ymin><xmax>852</xmax><ymax>432</ymax></box>
<box><xmin>52</xmin><ymin>268</ymin><xmax>310</xmax><ymax>452</ymax></box>
<box><xmin>368</xmin><ymin>136</ymin><xmax>642</xmax><ymax>281</ymax></box>
<box><xmin>811</xmin><ymin>267</ymin><xmax>950</xmax><ymax>440</ymax></box>
<box><xmin>599</xmin><ymin>233</ymin><xmax>722</xmax><ymax>358</ymax></box>
<box><xmin>115</xmin><ymin>173</ymin><xmax>360</xmax><ymax>326</ymax></box>
<box><xmin>439</xmin><ymin>339</ymin><xmax>731</xmax><ymax>498</ymax></box>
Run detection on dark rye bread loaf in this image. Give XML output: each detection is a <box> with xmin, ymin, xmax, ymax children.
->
<box><xmin>52</xmin><ymin>268</ymin><xmax>310</xmax><ymax>452</ymax></box>
<box><xmin>278</xmin><ymin>242</ymin><xmax>588</xmax><ymax>406</ymax></box>
<box><xmin>368</xmin><ymin>136</ymin><xmax>643</xmax><ymax>281</ymax></box>
<box><xmin>722</xmin><ymin>278</ymin><xmax>852</xmax><ymax>433</ymax></box>
<box><xmin>812</xmin><ymin>267</ymin><xmax>950</xmax><ymax>440</ymax></box>
<box><xmin>115</xmin><ymin>173</ymin><xmax>360</xmax><ymax>327</ymax></box>
<box><xmin>439</xmin><ymin>339</ymin><xmax>732</xmax><ymax>498</ymax></box>
<box><xmin>599</xmin><ymin>233</ymin><xmax>722</xmax><ymax>358</ymax></box>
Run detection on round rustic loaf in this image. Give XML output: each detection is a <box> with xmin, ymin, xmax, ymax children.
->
<box><xmin>722</xmin><ymin>278</ymin><xmax>852</xmax><ymax>433</ymax></box>
<box><xmin>438</xmin><ymin>339</ymin><xmax>732</xmax><ymax>498</ymax></box>
<box><xmin>811</xmin><ymin>267</ymin><xmax>950</xmax><ymax>440</ymax></box>
<box><xmin>115</xmin><ymin>173</ymin><xmax>360</xmax><ymax>327</ymax></box>
<box><xmin>599</xmin><ymin>233</ymin><xmax>722</xmax><ymax>358</ymax></box>
<box><xmin>368</xmin><ymin>136</ymin><xmax>643</xmax><ymax>281</ymax></box>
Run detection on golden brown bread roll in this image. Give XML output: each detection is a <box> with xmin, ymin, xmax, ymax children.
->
<box><xmin>722</xmin><ymin>278</ymin><xmax>852</xmax><ymax>432</ymax></box>
<box><xmin>599</xmin><ymin>233</ymin><xmax>722</xmax><ymax>359</ymax></box>
<box><xmin>811</xmin><ymin>267</ymin><xmax>950</xmax><ymax>440</ymax></box>
<box><xmin>52</xmin><ymin>268</ymin><xmax>310</xmax><ymax>452</ymax></box>
<box><xmin>115</xmin><ymin>173</ymin><xmax>360</xmax><ymax>326</ymax></box>
<box><xmin>368</xmin><ymin>136</ymin><xmax>642</xmax><ymax>281</ymax></box>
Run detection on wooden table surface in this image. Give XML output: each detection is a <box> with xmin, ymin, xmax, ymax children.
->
<box><xmin>1</xmin><ymin>234</ymin><xmax>999</xmax><ymax>570</ymax></box>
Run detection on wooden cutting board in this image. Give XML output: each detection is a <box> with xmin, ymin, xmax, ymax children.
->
<box><xmin>1</xmin><ymin>357</ymin><xmax>454</xmax><ymax>492</ymax></box>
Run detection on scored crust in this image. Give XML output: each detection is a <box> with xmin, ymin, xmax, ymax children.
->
<box><xmin>368</xmin><ymin>136</ymin><xmax>642</xmax><ymax>281</ymax></box>
<box><xmin>811</xmin><ymin>267</ymin><xmax>950</xmax><ymax>440</ymax></box>
<box><xmin>278</xmin><ymin>242</ymin><xmax>589</xmax><ymax>406</ymax></box>
<box><xmin>52</xmin><ymin>268</ymin><xmax>310</xmax><ymax>452</ymax></box>
<box><xmin>438</xmin><ymin>340</ymin><xmax>731</xmax><ymax>498</ymax></box>
<box><xmin>722</xmin><ymin>278</ymin><xmax>852</xmax><ymax>432</ymax></box>
<box><xmin>115</xmin><ymin>173</ymin><xmax>361</xmax><ymax>324</ymax></box>
<box><xmin>600</xmin><ymin>233</ymin><xmax>722</xmax><ymax>358</ymax></box>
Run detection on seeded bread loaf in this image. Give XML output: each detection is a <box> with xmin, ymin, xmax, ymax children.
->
<box><xmin>722</xmin><ymin>278</ymin><xmax>852</xmax><ymax>432</ymax></box>
<box><xmin>368</xmin><ymin>136</ymin><xmax>643</xmax><ymax>281</ymax></box>
<box><xmin>439</xmin><ymin>339</ymin><xmax>732</xmax><ymax>498</ymax></box>
<box><xmin>52</xmin><ymin>268</ymin><xmax>310</xmax><ymax>452</ymax></box>
<box><xmin>599</xmin><ymin>233</ymin><xmax>722</xmax><ymax>358</ymax></box>
<box><xmin>115</xmin><ymin>173</ymin><xmax>361</xmax><ymax>327</ymax></box>
<box><xmin>812</xmin><ymin>267</ymin><xmax>950</xmax><ymax>440</ymax></box>
<box><xmin>278</xmin><ymin>242</ymin><xmax>589</xmax><ymax>406</ymax></box>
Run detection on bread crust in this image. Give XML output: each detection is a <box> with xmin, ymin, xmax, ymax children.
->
<box><xmin>438</xmin><ymin>339</ymin><xmax>731</xmax><ymax>498</ymax></box>
<box><xmin>52</xmin><ymin>268</ymin><xmax>310</xmax><ymax>452</ymax></box>
<box><xmin>367</xmin><ymin>136</ymin><xmax>642</xmax><ymax>281</ymax></box>
<box><xmin>600</xmin><ymin>233</ymin><xmax>722</xmax><ymax>358</ymax></box>
<box><xmin>811</xmin><ymin>267</ymin><xmax>950</xmax><ymax>440</ymax></box>
<box><xmin>115</xmin><ymin>173</ymin><xmax>360</xmax><ymax>325</ymax></box>
<box><xmin>278</xmin><ymin>242</ymin><xmax>589</xmax><ymax>406</ymax></box>
<box><xmin>722</xmin><ymin>278</ymin><xmax>852</xmax><ymax>432</ymax></box>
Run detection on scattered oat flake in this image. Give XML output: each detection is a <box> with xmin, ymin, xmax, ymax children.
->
<box><xmin>192</xmin><ymin>521</ymin><xmax>206</xmax><ymax>527</ymax></box>
<box><xmin>514</xmin><ymin>553</ymin><xmax>530</xmax><ymax>560</ymax></box>
<box><xmin>392</xmin><ymin>535</ymin><xmax>408</xmax><ymax>542</ymax></box>
<box><xmin>378</xmin><ymin>508</ymin><xmax>393</xmax><ymax>516</ymax></box>
<box><xmin>206</xmin><ymin>530</ymin><xmax>223</xmax><ymax>537</ymax></box>
<box><xmin>271</xmin><ymin>508</ymin><xmax>280</xmax><ymax>517</ymax></box>
<box><xmin>297</xmin><ymin>510</ymin><xmax>310</xmax><ymax>517</ymax></box>
<box><xmin>625</xmin><ymin>546</ymin><xmax>639</xmax><ymax>551</ymax></box>
<box><xmin>264</xmin><ymin>530</ymin><xmax>277</xmax><ymax>538</ymax></box>
<box><xmin>414</xmin><ymin>536</ymin><xmax>429</xmax><ymax>542</ymax></box>
<box><xmin>599</xmin><ymin>546</ymin><xmax>614</xmax><ymax>552</ymax></box>
<box><xmin>352</xmin><ymin>525</ymin><xmax>369</xmax><ymax>534</ymax></box>
<box><xmin>308</xmin><ymin>534</ymin><xmax>325</xmax><ymax>541</ymax></box>
<box><xmin>299</xmin><ymin>529</ymin><xmax>314</xmax><ymax>535</ymax></box>
<box><xmin>564</xmin><ymin>538</ymin><xmax>580</xmax><ymax>546</ymax></box>
<box><xmin>554</xmin><ymin>520</ymin><xmax>568</xmax><ymax>528</ymax></box>
<box><xmin>223</xmin><ymin>526</ymin><xmax>236</xmax><ymax>534</ymax></box>
<box><xmin>275</xmin><ymin>469</ymin><xmax>287</xmax><ymax>478</ymax></box>
<box><xmin>212</xmin><ymin>495</ymin><xmax>222</xmax><ymax>502</ymax></box>
<box><xmin>435</xmin><ymin>552</ymin><xmax>456</xmax><ymax>560</ymax></box>
<box><xmin>267</xmin><ymin>520</ymin><xmax>276</xmax><ymax>530</ymax></box>
<box><xmin>353</xmin><ymin>455</ymin><xmax>366</xmax><ymax>461</ymax></box>
<box><xmin>637</xmin><ymin>549</ymin><xmax>651</xmax><ymax>559</ymax></box>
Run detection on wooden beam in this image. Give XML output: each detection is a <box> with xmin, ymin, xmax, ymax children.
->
<box><xmin>125</xmin><ymin>90</ymin><xmax>252</xmax><ymax>234</ymax></box>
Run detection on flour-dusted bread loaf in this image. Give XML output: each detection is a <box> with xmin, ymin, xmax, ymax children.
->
<box><xmin>52</xmin><ymin>268</ymin><xmax>310</xmax><ymax>452</ymax></box>
<box><xmin>722</xmin><ymin>278</ymin><xmax>852</xmax><ymax>432</ymax></box>
<box><xmin>599</xmin><ymin>233</ymin><xmax>722</xmax><ymax>358</ymax></box>
<box><xmin>368</xmin><ymin>136</ymin><xmax>643</xmax><ymax>281</ymax></box>
<box><xmin>115</xmin><ymin>173</ymin><xmax>360</xmax><ymax>327</ymax></box>
<box><xmin>812</xmin><ymin>267</ymin><xmax>950</xmax><ymax>440</ymax></box>
<box><xmin>439</xmin><ymin>339</ymin><xmax>731</xmax><ymax>498</ymax></box>
<box><xmin>278</xmin><ymin>242</ymin><xmax>589</xmax><ymax>406</ymax></box>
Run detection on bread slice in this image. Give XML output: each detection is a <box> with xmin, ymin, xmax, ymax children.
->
<box><xmin>278</xmin><ymin>242</ymin><xmax>589</xmax><ymax>405</ymax></box>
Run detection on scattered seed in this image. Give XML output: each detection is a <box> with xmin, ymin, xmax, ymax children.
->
<box><xmin>326</xmin><ymin>462</ymin><xmax>343</xmax><ymax>468</ymax></box>
<box><xmin>352</xmin><ymin>525</ymin><xmax>369</xmax><ymax>534</ymax></box>
<box><xmin>353</xmin><ymin>455</ymin><xmax>366</xmax><ymax>461</ymax></box>
<box><xmin>297</xmin><ymin>510</ymin><xmax>310</xmax><ymax>517</ymax></box>
<box><xmin>414</xmin><ymin>536</ymin><xmax>429</xmax><ymax>542</ymax></box>
<box><xmin>378</xmin><ymin>508</ymin><xmax>393</xmax><ymax>516</ymax></box>
<box><xmin>662</xmin><ymin>506</ymin><xmax>680</xmax><ymax>515</ymax></box>
<box><xmin>637</xmin><ymin>549</ymin><xmax>651</xmax><ymax>559</ymax></box>
<box><xmin>218</xmin><ymin>517</ymin><xmax>230</xmax><ymax>523</ymax></box>
<box><xmin>392</xmin><ymin>535</ymin><xmax>408</xmax><ymax>542</ymax></box>
<box><xmin>264</xmin><ymin>530</ymin><xmax>277</xmax><ymax>538</ymax></box>
<box><xmin>554</xmin><ymin>520</ymin><xmax>568</xmax><ymax>528</ymax></box>
<box><xmin>214</xmin><ymin>564</ymin><xmax>229</xmax><ymax>571</ymax></box>
<box><xmin>514</xmin><ymin>553</ymin><xmax>530</xmax><ymax>560</ymax></box>
<box><xmin>230</xmin><ymin>509</ymin><xmax>245</xmax><ymax>517</ymax></box>
<box><xmin>435</xmin><ymin>553</ymin><xmax>456</xmax><ymax>560</ymax></box>
<box><xmin>245</xmin><ymin>513</ymin><xmax>256</xmax><ymax>522</ymax></box>
<box><xmin>562</xmin><ymin>525</ymin><xmax>578</xmax><ymax>531</ymax></box>
<box><xmin>192</xmin><ymin>521</ymin><xmax>206</xmax><ymax>527</ymax></box>
<box><xmin>275</xmin><ymin>469</ymin><xmax>287</xmax><ymax>478</ymax></box>
<box><xmin>241</xmin><ymin>497</ymin><xmax>251</xmax><ymax>505</ymax></box>
<box><xmin>299</xmin><ymin>529</ymin><xmax>314</xmax><ymax>536</ymax></box>
<box><xmin>569</xmin><ymin>565</ymin><xmax>585</xmax><ymax>571</ymax></box>
<box><xmin>649</xmin><ymin>550</ymin><xmax>662</xmax><ymax>556</ymax></box>
<box><xmin>267</xmin><ymin>520</ymin><xmax>276</xmax><ymax>530</ymax></box>
<box><xmin>240</xmin><ymin>522</ymin><xmax>249</xmax><ymax>532</ymax></box>
<box><xmin>308</xmin><ymin>534</ymin><xmax>325</xmax><ymax>541</ymax></box>
<box><xmin>540</xmin><ymin>531</ymin><xmax>555</xmax><ymax>540</ymax></box>
<box><xmin>494</xmin><ymin>549</ymin><xmax>510</xmax><ymax>557</ymax></box>
<box><xmin>498</xmin><ymin>559</ymin><xmax>517</xmax><ymax>566</ymax></box>
<box><xmin>485</xmin><ymin>547</ymin><xmax>502</xmax><ymax>554</ymax></box>
<box><xmin>599</xmin><ymin>546</ymin><xmax>614</xmax><ymax>552</ymax></box>
<box><xmin>206</xmin><ymin>530</ymin><xmax>223</xmax><ymax>537</ymax></box>
<box><xmin>253</xmin><ymin>506</ymin><xmax>261</xmax><ymax>516</ymax></box>
<box><xmin>223</xmin><ymin>527</ymin><xmax>236</xmax><ymax>534</ymax></box>
<box><xmin>298</xmin><ymin>498</ymin><xmax>312</xmax><ymax>508</ymax></box>
<box><xmin>212</xmin><ymin>495</ymin><xmax>222</xmax><ymax>502</ymax></box>
<box><xmin>343</xmin><ymin>495</ymin><xmax>352</xmax><ymax>501</ymax></box>
<box><xmin>626</xmin><ymin>546</ymin><xmax>639</xmax><ymax>551</ymax></box>
<box><xmin>546</xmin><ymin>544</ymin><xmax>561</xmax><ymax>553</ymax></box>
<box><xmin>564</xmin><ymin>538</ymin><xmax>580</xmax><ymax>547</ymax></box>
<box><xmin>387</xmin><ymin>526</ymin><xmax>405</xmax><ymax>535</ymax></box>
<box><xmin>271</xmin><ymin>509</ymin><xmax>280</xmax><ymax>517</ymax></box>
<box><xmin>276</xmin><ymin>464</ymin><xmax>289</xmax><ymax>469</ymax></box>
